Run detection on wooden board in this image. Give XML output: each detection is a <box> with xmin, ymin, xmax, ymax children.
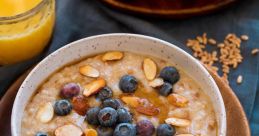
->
<box><xmin>101</xmin><ymin>0</ymin><xmax>237</xmax><ymax>18</ymax></box>
<box><xmin>0</xmin><ymin>68</ymin><xmax>250</xmax><ymax>136</ymax></box>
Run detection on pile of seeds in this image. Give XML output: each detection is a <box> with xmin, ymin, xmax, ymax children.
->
<box><xmin>186</xmin><ymin>33</ymin><xmax>257</xmax><ymax>84</ymax></box>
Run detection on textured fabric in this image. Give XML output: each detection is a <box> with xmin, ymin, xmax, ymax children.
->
<box><xmin>0</xmin><ymin>0</ymin><xmax>258</xmax><ymax>135</ymax></box>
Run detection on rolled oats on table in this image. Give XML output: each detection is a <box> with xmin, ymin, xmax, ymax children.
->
<box><xmin>186</xmin><ymin>33</ymin><xmax>249</xmax><ymax>84</ymax></box>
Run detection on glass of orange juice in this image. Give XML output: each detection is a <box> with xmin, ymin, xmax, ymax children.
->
<box><xmin>0</xmin><ymin>0</ymin><xmax>55</xmax><ymax>65</ymax></box>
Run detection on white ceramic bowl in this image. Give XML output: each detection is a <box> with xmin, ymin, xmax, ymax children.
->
<box><xmin>12</xmin><ymin>33</ymin><xmax>226</xmax><ymax>136</ymax></box>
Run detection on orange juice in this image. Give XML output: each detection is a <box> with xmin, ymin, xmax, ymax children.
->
<box><xmin>0</xmin><ymin>0</ymin><xmax>55</xmax><ymax>65</ymax></box>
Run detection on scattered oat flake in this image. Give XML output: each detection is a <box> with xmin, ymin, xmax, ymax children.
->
<box><xmin>251</xmin><ymin>48</ymin><xmax>259</xmax><ymax>55</ymax></box>
<box><xmin>208</xmin><ymin>38</ymin><xmax>217</xmax><ymax>45</ymax></box>
<box><xmin>237</xmin><ymin>75</ymin><xmax>243</xmax><ymax>84</ymax></box>
<box><xmin>241</xmin><ymin>35</ymin><xmax>249</xmax><ymax>41</ymax></box>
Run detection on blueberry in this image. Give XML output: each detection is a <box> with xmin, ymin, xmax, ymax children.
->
<box><xmin>98</xmin><ymin>107</ymin><xmax>118</xmax><ymax>127</ymax></box>
<box><xmin>159</xmin><ymin>82</ymin><xmax>173</xmax><ymax>96</ymax></box>
<box><xmin>156</xmin><ymin>124</ymin><xmax>176</xmax><ymax>136</ymax></box>
<box><xmin>159</xmin><ymin>66</ymin><xmax>180</xmax><ymax>84</ymax></box>
<box><xmin>96</xmin><ymin>126</ymin><xmax>114</xmax><ymax>136</ymax></box>
<box><xmin>117</xmin><ymin>108</ymin><xmax>132</xmax><ymax>123</ymax></box>
<box><xmin>119</xmin><ymin>75</ymin><xmax>138</xmax><ymax>93</ymax></box>
<box><xmin>114</xmin><ymin>123</ymin><xmax>136</xmax><ymax>136</ymax></box>
<box><xmin>54</xmin><ymin>99</ymin><xmax>72</xmax><ymax>116</ymax></box>
<box><xmin>97</xmin><ymin>87</ymin><xmax>113</xmax><ymax>100</ymax></box>
<box><xmin>60</xmin><ymin>83</ymin><xmax>80</xmax><ymax>99</ymax></box>
<box><xmin>136</xmin><ymin>120</ymin><xmax>155</xmax><ymax>136</ymax></box>
<box><xmin>103</xmin><ymin>98</ymin><xmax>123</xmax><ymax>109</ymax></box>
<box><xmin>86</xmin><ymin>107</ymin><xmax>100</xmax><ymax>125</ymax></box>
<box><xmin>35</xmin><ymin>132</ymin><xmax>48</xmax><ymax>136</ymax></box>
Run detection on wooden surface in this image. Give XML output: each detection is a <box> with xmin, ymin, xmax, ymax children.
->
<box><xmin>101</xmin><ymin>0</ymin><xmax>237</xmax><ymax>18</ymax></box>
<box><xmin>0</xmin><ymin>68</ymin><xmax>250</xmax><ymax>136</ymax></box>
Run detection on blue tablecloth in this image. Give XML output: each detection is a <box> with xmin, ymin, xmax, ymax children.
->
<box><xmin>0</xmin><ymin>0</ymin><xmax>258</xmax><ymax>135</ymax></box>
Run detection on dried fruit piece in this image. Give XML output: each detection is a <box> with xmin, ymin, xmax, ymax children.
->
<box><xmin>143</xmin><ymin>58</ymin><xmax>157</xmax><ymax>80</ymax></box>
<box><xmin>102</xmin><ymin>51</ymin><xmax>123</xmax><ymax>61</ymax></box>
<box><xmin>121</xmin><ymin>96</ymin><xmax>141</xmax><ymax>108</ymax></box>
<box><xmin>72</xmin><ymin>95</ymin><xmax>89</xmax><ymax>115</ymax></box>
<box><xmin>84</xmin><ymin>128</ymin><xmax>98</xmax><ymax>136</ymax></box>
<box><xmin>36</xmin><ymin>102</ymin><xmax>54</xmax><ymax>123</ymax></box>
<box><xmin>55</xmin><ymin>124</ymin><xmax>83</xmax><ymax>136</ymax></box>
<box><xmin>83</xmin><ymin>78</ymin><xmax>106</xmax><ymax>97</ymax></box>
<box><xmin>148</xmin><ymin>78</ymin><xmax>164</xmax><ymax>88</ymax></box>
<box><xmin>176</xmin><ymin>134</ymin><xmax>194</xmax><ymax>136</ymax></box>
<box><xmin>165</xmin><ymin>117</ymin><xmax>191</xmax><ymax>127</ymax></box>
<box><xmin>79</xmin><ymin>65</ymin><xmax>100</xmax><ymax>78</ymax></box>
<box><xmin>136</xmin><ymin>106</ymin><xmax>160</xmax><ymax>116</ymax></box>
<box><xmin>167</xmin><ymin>93</ymin><xmax>189</xmax><ymax>107</ymax></box>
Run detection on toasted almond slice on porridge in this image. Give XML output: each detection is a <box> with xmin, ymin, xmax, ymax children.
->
<box><xmin>176</xmin><ymin>134</ymin><xmax>194</xmax><ymax>136</ymax></box>
<box><xmin>55</xmin><ymin>124</ymin><xmax>83</xmax><ymax>136</ymax></box>
<box><xmin>167</xmin><ymin>93</ymin><xmax>189</xmax><ymax>107</ymax></box>
<box><xmin>143</xmin><ymin>58</ymin><xmax>157</xmax><ymax>80</ymax></box>
<box><xmin>148</xmin><ymin>78</ymin><xmax>164</xmax><ymax>88</ymax></box>
<box><xmin>36</xmin><ymin>102</ymin><xmax>54</xmax><ymax>123</ymax></box>
<box><xmin>79</xmin><ymin>65</ymin><xmax>100</xmax><ymax>78</ymax></box>
<box><xmin>121</xmin><ymin>96</ymin><xmax>141</xmax><ymax>108</ymax></box>
<box><xmin>83</xmin><ymin>78</ymin><xmax>106</xmax><ymax>97</ymax></box>
<box><xmin>165</xmin><ymin>117</ymin><xmax>191</xmax><ymax>127</ymax></box>
<box><xmin>136</xmin><ymin>105</ymin><xmax>160</xmax><ymax>116</ymax></box>
<box><xmin>84</xmin><ymin>128</ymin><xmax>97</xmax><ymax>136</ymax></box>
<box><xmin>102</xmin><ymin>51</ymin><xmax>123</xmax><ymax>61</ymax></box>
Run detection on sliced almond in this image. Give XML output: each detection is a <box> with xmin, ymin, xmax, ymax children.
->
<box><xmin>136</xmin><ymin>106</ymin><xmax>160</xmax><ymax>116</ymax></box>
<box><xmin>36</xmin><ymin>102</ymin><xmax>54</xmax><ymax>123</ymax></box>
<box><xmin>79</xmin><ymin>65</ymin><xmax>99</xmax><ymax>78</ymax></box>
<box><xmin>55</xmin><ymin>124</ymin><xmax>83</xmax><ymax>136</ymax></box>
<box><xmin>143</xmin><ymin>58</ymin><xmax>157</xmax><ymax>80</ymax></box>
<box><xmin>102</xmin><ymin>51</ymin><xmax>123</xmax><ymax>61</ymax></box>
<box><xmin>84</xmin><ymin>128</ymin><xmax>97</xmax><ymax>136</ymax></box>
<box><xmin>83</xmin><ymin>78</ymin><xmax>106</xmax><ymax>97</ymax></box>
<box><xmin>121</xmin><ymin>96</ymin><xmax>141</xmax><ymax>108</ymax></box>
<box><xmin>176</xmin><ymin>134</ymin><xmax>194</xmax><ymax>136</ymax></box>
<box><xmin>167</xmin><ymin>93</ymin><xmax>189</xmax><ymax>107</ymax></box>
<box><xmin>165</xmin><ymin>117</ymin><xmax>191</xmax><ymax>127</ymax></box>
<box><xmin>148</xmin><ymin>78</ymin><xmax>164</xmax><ymax>88</ymax></box>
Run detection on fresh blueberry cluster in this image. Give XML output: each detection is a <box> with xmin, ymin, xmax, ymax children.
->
<box><xmin>159</xmin><ymin>66</ymin><xmax>180</xmax><ymax>96</ymax></box>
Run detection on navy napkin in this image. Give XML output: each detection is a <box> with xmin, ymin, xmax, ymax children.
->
<box><xmin>0</xmin><ymin>0</ymin><xmax>258</xmax><ymax>134</ymax></box>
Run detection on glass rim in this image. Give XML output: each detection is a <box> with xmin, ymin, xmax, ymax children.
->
<box><xmin>0</xmin><ymin>0</ymin><xmax>50</xmax><ymax>24</ymax></box>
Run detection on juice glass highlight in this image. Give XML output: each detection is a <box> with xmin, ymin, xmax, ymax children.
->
<box><xmin>0</xmin><ymin>0</ymin><xmax>55</xmax><ymax>65</ymax></box>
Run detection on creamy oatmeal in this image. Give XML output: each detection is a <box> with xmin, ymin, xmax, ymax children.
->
<box><xmin>21</xmin><ymin>51</ymin><xmax>217</xmax><ymax>136</ymax></box>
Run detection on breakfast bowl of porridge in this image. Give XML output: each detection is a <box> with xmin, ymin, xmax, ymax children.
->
<box><xmin>12</xmin><ymin>34</ymin><xmax>226</xmax><ymax>136</ymax></box>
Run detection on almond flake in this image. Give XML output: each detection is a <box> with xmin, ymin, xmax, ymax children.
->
<box><xmin>55</xmin><ymin>124</ymin><xmax>83</xmax><ymax>136</ymax></box>
<box><xmin>83</xmin><ymin>78</ymin><xmax>106</xmax><ymax>97</ymax></box>
<box><xmin>36</xmin><ymin>102</ymin><xmax>54</xmax><ymax>123</ymax></box>
<box><xmin>148</xmin><ymin>78</ymin><xmax>164</xmax><ymax>88</ymax></box>
<box><xmin>102</xmin><ymin>51</ymin><xmax>123</xmax><ymax>61</ymax></box>
<box><xmin>136</xmin><ymin>106</ymin><xmax>160</xmax><ymax>116</ymax></box>
<box><xmin>143</xmin><ymin>58</ymin><xmax>157</xmax><ymax>80</ymax></box>
<box><xmin>165</xmin><ymin>117</ymin><xmax>191</xmax><ymax>127</ymax></box>
<box><xmin>167</xmin><ymin>93</ymin><xmax>189</xmax><ymax>107</ymax></box>
<box><xmin>84</xmin><ymin>128</ymin><xmax>97</xmax><ymax>136</ymax></box>
<box><xmin>79</xmin><ymin>65</ymin><xmax>99</xmax><ymax>78</ymax></box>
<box><xmin>121</xmin><ymin>96</ymin><xmax>141</xmax><ymax>108</ymax></box>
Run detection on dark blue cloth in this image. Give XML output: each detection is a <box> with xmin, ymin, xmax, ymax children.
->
<box><xmin>0</xmin><ymin>0</ymin><xmax>258</xmax><ymax>135</ymax></box>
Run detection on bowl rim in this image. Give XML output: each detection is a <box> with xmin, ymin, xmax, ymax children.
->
<box><xmin>11</xmin><ymin>33</ymin><xmax>226</xmax><ymax>136</ymax></box>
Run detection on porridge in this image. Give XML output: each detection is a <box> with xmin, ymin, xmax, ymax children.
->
<box><xmin>21</xmin><ymin>51</ymin><xmax>217</xmax><ymax>136</ymax></box>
